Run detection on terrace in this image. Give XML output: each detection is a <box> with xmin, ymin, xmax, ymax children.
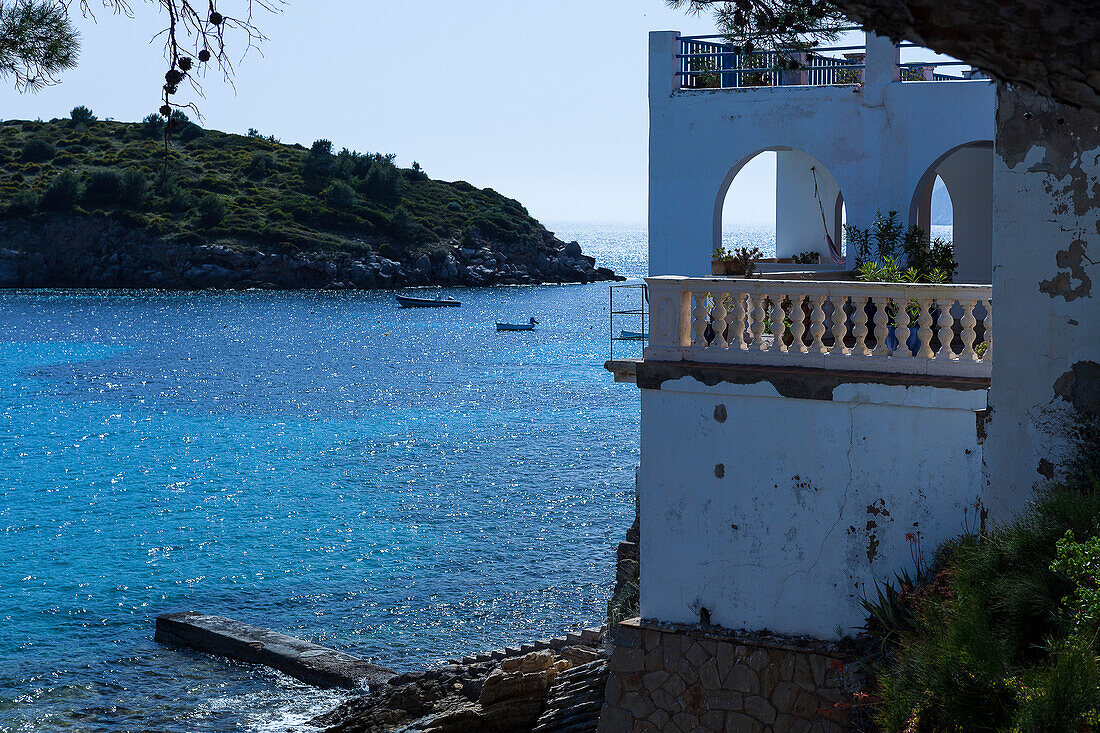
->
<box><xmin>676</xmin><ymin>31</ymin><xmax>984</xmax><ymax>90</ymax></box>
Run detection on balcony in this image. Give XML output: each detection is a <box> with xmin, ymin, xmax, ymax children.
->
<box><xmin>675</xmin><ymin>32</ymin><xmax>983</xmax><ymax>91</ymax></box>
<box><xmin>617</xmin><ymin>275</ymin><xmax>991</xmax><ymax>380</ymax></box>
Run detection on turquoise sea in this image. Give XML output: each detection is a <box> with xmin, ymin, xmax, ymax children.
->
<box><xmin>0</xmin><ymin>222</ymin><xmax>662</xmax><ymax>732</ymax></box>
<box><xmin>0</xmin><ymin>218</ymin><xmax>947</xmax><ymax>731</ymax></box>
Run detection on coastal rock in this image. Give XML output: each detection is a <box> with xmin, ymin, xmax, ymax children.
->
<box><xmin>314</xmin><ymin>644</ymin><xmax>609</xmax><ymax>733</ymax></box>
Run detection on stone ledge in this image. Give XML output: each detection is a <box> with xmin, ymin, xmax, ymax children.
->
<box><xmin>616</xmin><ymin>618</ymin><xmax>860</xmax><ymax>660</ymax></box>
<box><xmin>634</xmin><ymin>359</ymin><xmax>990</xmax><ymax>398</ymax></box>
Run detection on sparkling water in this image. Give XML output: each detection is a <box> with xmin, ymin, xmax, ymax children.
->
<box><xmin>0</xmin><ymin>222</ymin><xmax>778</xmax><ymax>731</ymax></box>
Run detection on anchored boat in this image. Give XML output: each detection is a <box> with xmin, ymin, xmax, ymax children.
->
<box><xmin>496</xmin><ymin>318</ymin><xmax>539</xmax><ymax>331</ymax></box>
<box><xmin>395</xmin><ymin>294</ymin><xmax>461</xmax><ymax>308</ymax></box>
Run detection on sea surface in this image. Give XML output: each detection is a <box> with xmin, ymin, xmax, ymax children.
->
<box><xmin>0</xmin><ymin>219</ymin><xmax>949</xmax><ymax>731</ymax></box>
<box><xmin>0</xmin><ymin>222</ymin><xmax>662</xmax><ymax>733</ymax></box>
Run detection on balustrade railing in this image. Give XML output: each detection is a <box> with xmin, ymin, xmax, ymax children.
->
<box><xmin>645</xmin><ymin>276</ymin><xmax>992</xmax><ymax>377</ymax></box>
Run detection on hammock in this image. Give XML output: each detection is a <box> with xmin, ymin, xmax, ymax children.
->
<box><xmin>811</xmin><ymin>166</ymin><xmax>846</xmax><ymax>266</ymax></box>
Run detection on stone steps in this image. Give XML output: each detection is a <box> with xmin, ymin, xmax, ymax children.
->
<box><xmin>449</xmin><ymin>625</ymin><xmax>607</xmax><ymax>666</ymax></box>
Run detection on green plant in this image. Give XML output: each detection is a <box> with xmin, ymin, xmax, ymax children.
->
<box><xmin>40</xmin><ymin>169</ymin><xmax>80</xmax><ymax>209</ymax></box>
<box><xmin>69</xmin><ymin>106</ymin><xmax>95</xmax><ymax>125</ymax></box>
<box><xmin>246</xmin><ymin>151</ymin><xmax>275</xmax><ymax>178</ymax></box>
<box><xmin>324</xmin><ymin>179</ymin><xmax>356</xmax><ymax>209</ymax></box>
<box><xmin>7</xmin><ymin>188</ymin><xmax>39</xmax><ymax>215</ymax></box>
<box><xmin>734</xmin><ymin>246</ymin><xmax>762</xmax><ymax>277</ymax></box>
<box><xmin>870</xmin><ymin>431</ymin><xmax>1100</xmax><ymax>732</ymax></box>
<box><xmin>139</xmin><ymin>113</ymin><xmax>165</xmax><ymax>139</ymax></box>
<box><xmin>792</xmin><ymin>250</ymin><xmax>820</xmax><ymax>264</ymax></box>
<box><xmin>196</xmin><ymin>193</ymin><xmax>227</xmax><ymax>226</ymax></box>
<box><xmin>120</xmin><ymin>169</ymin><xmax>148</xmax><ymax>207</ymax></box>
<box><xmin>83</xmin><ymin>168</ymin><xmax>123</xmax><ymax>203</ymax></box>
<box><xmin>20</xmin><ymin>139</ymin><xmax>55</xmax><ymax>162</ymax></box>
<box><xmin>849</xmin><ymin>210</ymin><xmax>957</xmax><ymax>284</ymax></box>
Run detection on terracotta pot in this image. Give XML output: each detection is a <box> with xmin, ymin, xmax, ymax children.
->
<box><xmin>711</xmin><ymin>260</ymin><xmax>746</xmax><ymax>276</ymax></box>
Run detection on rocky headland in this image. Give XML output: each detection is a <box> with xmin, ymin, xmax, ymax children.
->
<box><xmin>0</xmin><ymin>216</ymin><xmax>616</xmax><ymax>290</ymax></box>
<box><xmin>0</xmin><ymin>116</ymin><xmax>620</xmax><ymax>289</ymax></box>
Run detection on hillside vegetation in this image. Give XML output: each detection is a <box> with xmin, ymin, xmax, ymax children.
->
<box><xmin>0</xmin><ymin>110</ymin><xmax>615</xmax><ymax>289</ymax></box>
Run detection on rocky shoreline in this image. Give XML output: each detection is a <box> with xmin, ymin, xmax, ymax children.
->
<box><xmin>312</xmin><ymin>632</ymin><xmax>610</xmax><ymax>733</ymax></box>
<box><xmin>0</xmin><ymin>216</ymin><xmax>621</xmax><ymax>290</ymax></box>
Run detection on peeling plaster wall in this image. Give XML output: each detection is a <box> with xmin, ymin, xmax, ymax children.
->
<box><xmin>985</xmin><ymin>85</ymin><xmax>1100</xmax><ymax>517</ymax></box>
<box><xmin>638</xmin><ymin>377</ymin><xmax>986</xmax><ymax>638</ymax></box>
<box><xmin>648</xmin><ymin>31</ymin><xmax>995</xmax><ymax>278</ymax></box>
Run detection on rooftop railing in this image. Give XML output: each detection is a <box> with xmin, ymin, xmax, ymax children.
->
<box><xmin>676</xmin><ymin>33</ymin><xmax>979</xmax><ymax>89</ymax></box>
<box><xmin>645</xmin><ymin>276</ymin><xmax>992</xmax><ymax>378</ymax></box>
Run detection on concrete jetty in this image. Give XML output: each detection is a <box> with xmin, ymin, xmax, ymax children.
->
<box><xmin>155</xmin><ymin>611</ymin><xmax>395</xmax><ymax>689</ymax></box>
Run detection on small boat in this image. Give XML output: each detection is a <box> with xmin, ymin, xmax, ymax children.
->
<box><xmin>496</xmin><ymin>318</ymin><xmax>539</xmax><ymax>331</ymax></box>
<box><xmin>395</xmin><ymin>294</ymin><xmax>461</xmax><ymax>308</ymax></box>
<box><xmin>619</xmin><ymin>330</ymin><xmax>649</xmax><ymax>340</ymax></box>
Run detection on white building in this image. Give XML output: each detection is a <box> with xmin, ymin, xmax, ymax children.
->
<box><xmin>598</xmin><ymin>30</ymin><xmax>1049</xmax><ymax>733</ymax></box>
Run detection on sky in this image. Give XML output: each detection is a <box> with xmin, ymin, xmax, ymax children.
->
<box><xmin>0</xmin><ymin>3</ymin><xmax>957</xmax><ymax>228</ymax></box>
<box><xmin>1</xmin><ymin>1</ymin><xmax>732</xmax><ymax>225</ymax></box>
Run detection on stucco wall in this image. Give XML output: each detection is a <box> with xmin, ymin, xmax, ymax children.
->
<box><xmin>985</xmin><ymin>85</ymin><xmax>1100</xmax><ymax>517</ymax></box>
<box><xmin>638</xmin><ymin>375</ymin><xmax>986</xmax><ymax>637</ymax></box>
<box><xmin>649</xmin><ymin>31</ymin><xmax>995</xmax><ymax>279</ymax></box>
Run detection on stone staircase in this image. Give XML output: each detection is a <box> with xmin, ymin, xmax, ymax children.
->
<box><xmin>448</xmin><ymin>625</ymin><xmax>607</xmax><ymax>666</ymax></box>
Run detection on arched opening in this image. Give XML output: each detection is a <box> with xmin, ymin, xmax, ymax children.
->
<box><xmin>715</xmin><ymin>148</ymin><xmax>847</xmax><ymax>270</ymax></box>
<box><xmin>910</xmin><ymin>141</ymin><xmax>993</xmax><ymax>283</ymax></box>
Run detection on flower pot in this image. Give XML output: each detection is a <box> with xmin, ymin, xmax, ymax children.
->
<box><xmin>711</xmin><ymin>260</ymin><xmax>746</xmax><ymax>277</ymax></box>
<box><xmin>886</xmin><ymin>325</ymin><xmax>921</xmax><ymax>355</ymax></box>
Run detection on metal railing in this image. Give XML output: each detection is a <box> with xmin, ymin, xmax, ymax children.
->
<box><xmin>675</xmin><ymin>34</ymin><xmax>981</xmax><ymax>89</ymax></box>
<box><xmin>677</xmin><ymin>33</ymin><xmax>865</xmax><ymax>89</ymax></box>
<box><xmin>610</xmin><ymin>282</ymin><xmax>648</xmax><ymax>360</ymax></box>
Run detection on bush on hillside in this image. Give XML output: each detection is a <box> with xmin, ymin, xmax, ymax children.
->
<box><xmin>196</xmin><ymin>194</ymin><xmax>227</xmax><ymax>226</ymax></box>
<box><xmin>120</xmin><ymin>169</ymin><xmax>148</xmax><ymax>206</ymax></box>
<box><xmin>140</xmin><ymin>113</ymin><xmax>165</xmax><ymax>139</ymax></box>
<box><xmin>83</xmin><ymin>168</ymin><xmax>124</xmax><ymax>204</ymax></box>
<box><xmin>8</xmin><ymin>189</ymin><xmax>39</xmax><ymax>216</ymax></box>
<box><xmin>246</xmin><ymin>152</ymin><xmax>275</xmax><ymax>179</ymax></box>
<box><xmin>40</xmin><ymin>170</ymin><xmax>81</xmax><ymax>210</ymax></box>
<box><xmin>359</xmin><ymin>160</ymin><xmax>401</xmax><ymax>201</ymax></box>
<box><xmin>325</xmin><ymin>180</ymin><xmax>356</xmax><ymax>209</ymax></box>
<box><xmin>21</xmin><ymin>139</ymin><xmax>56</xmax><ymax>162</ymax></box>
<box><xmin>70</xmin><ymin>106</ymin><xmax>96</xmax><ymax>126</ymax></box>
<box><xmin>303</xmin><ymin>139</ymin><xmax>334</xmax><ymax>181</ymax></box>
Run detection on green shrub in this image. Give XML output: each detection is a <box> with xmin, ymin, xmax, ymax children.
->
<box><xmin>303</xmin><ymin>139</ymin><xmax>334</xmax><ymax>180</ymax></box>
<box><xmin>40</xmin><ymin>170</ymin><xmax>81</xmax><ymax>210</ymax></box>
<box><xmin>83</xmin><ymin>168</ymin><xmax>123</xmax><ymax>203</ymax></box>
<box><xmin>871</xmin><ymin>420</ymin><xmax>1100</xmax><ymax>732</ymax></box>
<box><xmin>390</xmin><ymin>203</ymin><xmax>424</xmax><ymax>243</ymax></box>
<box><xmin>360</xmin><ymin>160</ymin><xmax>401</xmax><ymax>201</ymax></box>
<box><xmin>120</xmin><ymin>169</ymin><xmax>148</xmax><ymax>207</ymax></box>
<box><xmin>21</xmin><ymin>139</ymin><xmax>56</xmax><ymax>162</ymax></box>
<box><xmin>7</xmin><ymin>189</ymin><xmax>39</xmax><ymax>216</ymax></box>
<box><xmin>246</xmin><ymin>152</ymin><xmax>275</xmax><ymax>178</ymax></box>
<box><xmin>159</xmin><ymin>177</ymin><xmax>191</xmax><ymax>212</ymax></box>
<box><xmin>70</xmin><ymin>106</ymin><xmax>96</xmax><ymax>126</ymax></box>
<box><xmin>140</xmin><ymin>113</ymin><xmax>165</xmax><ymax>139</ymax></box>
<box><xmin>325</xmin><ymin>179</ymin><xmax>356</xmax><ymax>208</ymax></box>
<box><xmin>196</xmin><ymin>194</ymin><xmax>228</xmax><ymax>226</ymax></box>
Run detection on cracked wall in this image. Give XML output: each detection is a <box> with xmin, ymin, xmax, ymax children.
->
<box><xmin>638</xmin><ymin>377</ymin><xmax>985</xmax><ymax>638</ymax></box>
<box><xmin>985</xmin><ymin>85</ymin><xmax>1100</xmax><ymax>515</ymax></box>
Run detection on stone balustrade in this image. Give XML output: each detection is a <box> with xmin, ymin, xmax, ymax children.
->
<box><xmin>645</xmin><ymin>275</ymin><xmax>992</xmax><ymax>377</ymax></box>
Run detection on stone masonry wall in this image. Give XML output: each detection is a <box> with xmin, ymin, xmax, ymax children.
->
<box><xmin>598</xmin><ymin>619</ymin><xmax>867</xmax><ymax>733</ymax></box>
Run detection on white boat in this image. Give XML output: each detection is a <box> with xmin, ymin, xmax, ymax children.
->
<box><xmin>395</xmin><ymin>294</ymin><xmax>461</xmax><ymax>308</ymax></box>
<box><xmin>619</xmin><ymin>330</ymin><xmax>649</xmax><ymax>340</ymax></box>
<box><xmin>496</xmin><ymin>318</ymin><xmax>539</xmax><ymax>331</ymax></box>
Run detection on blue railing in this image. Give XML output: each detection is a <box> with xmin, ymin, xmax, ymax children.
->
<box><xmin>677</xmin><ymin>34</ymin><xmax>865</xmax><ymax>89</ymax></box>
<box><xmin>676</xmin><ymin>35</ymin><xmax>980</xmax><ymax>89</ymax></box>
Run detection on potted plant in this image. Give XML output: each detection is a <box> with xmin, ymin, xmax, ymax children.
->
<box><xmin>711</xmin><ymin>246</ymin><xmax>762</xmax><ymax>277</ymax></box>
<box><xmin>848</xmin><ymin>211</ymin><xmax>958</xmax><ymax>355</ymax></box>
